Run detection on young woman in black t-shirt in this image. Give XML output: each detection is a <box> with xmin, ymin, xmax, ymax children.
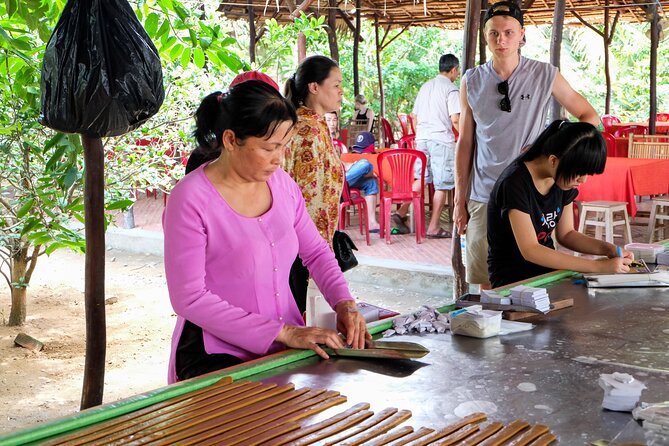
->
<box><xmin>487</xmin><ymin>120</ymin><xmax>634</xmax><ymax>288</ymax></box>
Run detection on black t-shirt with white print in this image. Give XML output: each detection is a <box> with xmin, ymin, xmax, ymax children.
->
<box><xmin>487</xmin><ymin>159</ymin><xmax>579</xmax><ymax>288</ymax></box>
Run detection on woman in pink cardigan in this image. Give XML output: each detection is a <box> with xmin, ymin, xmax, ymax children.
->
<box><xmin>163</xmin><ymin>80</ymin><xmax>370</xmax><ymax>383</ymax></box>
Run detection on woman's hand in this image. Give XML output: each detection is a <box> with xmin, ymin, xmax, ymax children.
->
<box><xmin>275</xmin><ymin>325</ymin><xmax>345</xmax><ymax>359</ymax></box>
<box><xmin>596</xmin><ymin>256</ymin><xmax>632</xmax><ymax>274</ymax></box>
<box><xmin>335</xmin><ymin>300</ymin><xmax>372</xmax><ymax>349</ymax></box>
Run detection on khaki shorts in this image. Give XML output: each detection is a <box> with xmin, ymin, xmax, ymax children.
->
<box><xmin>465</xmin><ymin>200</ymin><xmax>490</xmax><ymax>285</ymax></box>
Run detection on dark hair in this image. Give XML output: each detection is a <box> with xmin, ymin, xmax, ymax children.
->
<box><xmin>520</xmin><ymin>120</ymin><xmax>606</xmax><ymax>183</ymax></box>
<box><xmin>193</xmin><ymin>80</ymin><xmax>297</xmax><ymax>157</ymax></box>
<box><xmin>439</xmin><ymin>54</ymin><xmax>459</xmax><ymax>73</ymax></box>
<box><xmin>284</xmin><ymin>55</ymin><xmax>339</xmax><ymax>108</ymax></box>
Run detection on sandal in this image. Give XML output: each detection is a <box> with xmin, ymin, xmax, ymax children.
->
<box><xmin>426</xmin><ymin>228</ymin><xmax>452</xmax><ymax>239</ymax></box>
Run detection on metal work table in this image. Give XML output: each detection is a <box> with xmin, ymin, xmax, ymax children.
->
<box><xmin>251</xmin><ymin>280</ymin><xmax>669</xmax><ymax>444</ymax></box>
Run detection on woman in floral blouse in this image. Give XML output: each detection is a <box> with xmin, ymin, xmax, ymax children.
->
<box><xmin>284</xmin><ymin>55</ymin><xmax>345</xmax><ymax>313</ymax></box>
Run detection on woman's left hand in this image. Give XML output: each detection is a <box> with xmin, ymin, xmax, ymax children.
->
<box><xmin>335</xmin><ymin>300</ymin><xmax>372</xmax><ymax>349</ymax></box>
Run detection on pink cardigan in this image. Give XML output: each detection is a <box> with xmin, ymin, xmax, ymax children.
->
<box><xmin>163</xmin><ymin>165</ymin><xmax>353</xmax><ymax>383</ymax></box>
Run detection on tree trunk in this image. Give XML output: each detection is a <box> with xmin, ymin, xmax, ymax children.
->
<box><xmin>248</xmin><ymin>0</ymin><xmax>256</xmax><ymax>64</ymax></box>
<box><xmin>8</xmin><ymin>247</ymin><xmax>29</xmax><ymax>326</ymax></box>
<box><xmin>297</xmin><ymin>32</ymin><xmax>306</xmax><ymax>64</ymax></box>
<box><xmin>80</xmin><ymin>135</ymin><xmax>106</xmax><ymax>410</ymax></box>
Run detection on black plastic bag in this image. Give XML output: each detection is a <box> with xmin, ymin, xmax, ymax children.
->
<box><xmin>40</xmin><ymin>0</ymin><xmax>164</xmax><ymax>137</ymax></box>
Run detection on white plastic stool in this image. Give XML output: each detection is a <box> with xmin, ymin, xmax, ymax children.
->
<box><xmin>577</xmin><ymin>201</ymin><xmax>632</xmax><ymax>245</ymax></box>
<box><xmin>648</xmin><ymin>197</ymin><xmax>669</xmax><ymax>243</ymax></box>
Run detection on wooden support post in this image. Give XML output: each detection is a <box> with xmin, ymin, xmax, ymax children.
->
<box><xmin>549</xmin><ymin>0</ymin><xmax>565</xmax><ymax>121</ymax></box>
<box><xmin>478</xmin><ymin>0</ymin><xmax>488</xmax><ymax>65</ymax></box>
<box><xmin>649</xmin><ymin>7</ymin><xmax>659</xmax><ymax>135</ymax></box>
<box><xmin>327</xmin><ymin>0</ymin><xmax>339</xmax><ymax>62</ymax></box>
<box><xmin>353</xmin><ymin>0</ymin><xmax>361</xmax><ymax>96</ymax></box>
<box><xmin>374</xmin><ymin>16</ymin><xmax>385</xmax><ymax>118</ymax></box>
<box><xmin>248</xmin><ymin>0</ymin><xmax>256</xmax><ymax>64</ymax></box>
<box><xmin>80</xmin><ymin>135</ymin><xmax>106</xmax><ymax>410</ymax></box>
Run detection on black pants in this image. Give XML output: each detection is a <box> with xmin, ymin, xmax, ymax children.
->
<box><xmin>288</xmin><ymin>256</ymin><xmax>310</xmax><ymax>315</ymax></box>
<box><xmin>176</xmin><ymin>321</ymin><xmax>242</xmax><ymax>381</ymax></box>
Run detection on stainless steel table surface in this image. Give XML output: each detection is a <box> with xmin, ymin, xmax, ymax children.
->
<box><xmin>251</xmin><ymin>279</ymin><xmax>669</xmax><ymax>444</ymax></box>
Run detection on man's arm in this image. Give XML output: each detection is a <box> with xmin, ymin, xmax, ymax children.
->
<box><xmin>551</xmin><ymin>72</ymin><xmax>600</xmax><ymax>127</ymax></box>
<box><xmin>451</xmin><ymin>113</ymin><xmax>460</xmax><ymax>134</ymax></box>
<box><xmin>453</xmin><ymin>78</ymin><xmax>475</xmax><ymax>235</ymax></box>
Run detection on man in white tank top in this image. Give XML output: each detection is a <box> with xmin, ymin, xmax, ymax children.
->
<box><xmin>453</xmin><ymin>1</ymin><xmax>599</xmax><ymax>289</ymax></box>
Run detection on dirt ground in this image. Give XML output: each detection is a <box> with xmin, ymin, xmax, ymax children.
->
<box><xmin>0</xmin><ymin>248</ymin><xmax>174</xmax><ymax>435</ymax></box>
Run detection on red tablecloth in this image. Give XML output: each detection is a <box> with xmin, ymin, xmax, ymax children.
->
<box><xmin>577</xmin><ymin>157</ymin><xmax>669</xmax><ymax>216</ymax></box>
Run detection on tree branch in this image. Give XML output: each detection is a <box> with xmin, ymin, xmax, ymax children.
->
<box><xmin>572</xmin><ymin>11</ymin><xmax>604</xmax><ymax>37</ymax></box>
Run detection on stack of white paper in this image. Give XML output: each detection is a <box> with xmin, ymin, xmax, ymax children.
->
<box><xmin>480</xmin><ymin>289</ymin><xmax>511</xmax><ymax>305</ymax></box>
<box><xmin>599</xmin><ymin>372</ymin><xmax>646</xmax><ymax>412</ymax></box>
<box><xmin>510</xmin><ymin>286</ymin><xmax>551</xmax><ymax>313</ymax></box>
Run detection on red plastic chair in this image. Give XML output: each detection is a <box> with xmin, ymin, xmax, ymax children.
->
<box><xmin>377</xmin><ymin>149</ymin><xmax>427</xmax><ymax>244</ymax></box>
<box><xmin>601</xmin><ymin>131</ymin><xmax>617</xmax><ymax>157</ymax></box>
<box><xmin>601</xmin><ymin>114</ymin><xmax>621</xmax><ymax>133</ymax></box>
<box><xmin>338</xmin><ymin>181</ymin><xmax>371</xmax><ymax>246</ymax></box>
<box><xmin>381</xmin><ymin>118</ymin><xmax>397</xmax><ymax>147</ymax></box>
<box><xmin>397</xmin><ymin>113</ymin><xmax>415</xmax><ymax>137</ymax></box>
<box><xmin>333</xmin><ymin>139</ymin><xmax>348</xmax><ymax>154</ymax></box>
<box><xmin>613</xmin><ymin>125</ymin><xmax>648</xmax><ymax>138</ymax></box>
<box><xmin>398</xmin><ymin>134</ymin><xmax>416</xmax><ymax>150</ymax></box>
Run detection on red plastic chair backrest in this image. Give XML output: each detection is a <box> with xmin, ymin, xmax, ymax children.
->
<box><xmin>396</xmin><ymin>113</ymin><xmax>415</xmax><ymax>137</ymax></box>
<box><xmin>613</xmin><ymin>125</ymin><xmax>648</xmax><ymax>138</ymax></box>
<box><xmin>601</xmin><ymin>114</ymin><xmax>621</xmax><ymax>132</ymax></box>
<box><xmin>381</xmin><ymin>118</ymin><xmax>396</xmax><ymax>146</ymax></box>
<box><xmin>656</xmin><ymin>113</ymin><xmax>669</xmax><ymax>122</ymax></box>
<box><xmin>398</xmin><ymin>135</ymin><xmax>416</xmax><ymax>150</ymax></box>
<box><xmin>601</xmin><ymin>131</ymin><xmax>616</xmax><ymax>157</ymax></box>
<box><xmin>377</xmin><ymin>149</ymin><xmax>426</xmax><ymax>202</ymax></box>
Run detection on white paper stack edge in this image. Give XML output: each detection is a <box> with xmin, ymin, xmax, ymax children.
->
<box><xmin>624</xmin><ymin>243</ymin><xmax>666</xmax><ymax>264</ymax></box>
<box><xmin>480</xmin><ymin>289</ymin><xmax>511</xmax><ymax>305</ymax></box>
<box><xmin>599</xmin><ymin>372</ymin><xmax>646</xmax><ymax>412</ymax></box>
<box><xmin>510</xmin><ymin>285</ymin><xmax>551</xmax><ymax>313</ymax></box>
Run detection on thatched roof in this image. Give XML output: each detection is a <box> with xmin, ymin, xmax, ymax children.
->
<box><xmin>218</xmin><ymin>0</ymin><xmax>667</xmax><ymax>30</ymax></box>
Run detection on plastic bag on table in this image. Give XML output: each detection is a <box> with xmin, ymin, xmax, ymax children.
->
<box><xmin>40</xmin><ymin>0</ymin><xmax>164</xmax><ymax>137</ymax></box>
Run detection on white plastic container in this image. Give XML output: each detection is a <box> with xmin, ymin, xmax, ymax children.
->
<box><xmin>449</xmin><ymin>306</ymin><xmax>502</xmax><ymax>338</ymax></box>
<box><xmin>624</xmin><ymin>243</ymin><xmax>665</xmax><ymax>263</ymax></box>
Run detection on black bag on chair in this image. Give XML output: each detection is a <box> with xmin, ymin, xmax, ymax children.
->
<box><xmin>333</xmin><ymin>230</ymin><xmax>359</xmax><ymax>272</ymax></box>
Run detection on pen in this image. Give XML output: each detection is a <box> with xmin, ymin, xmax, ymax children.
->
<box><xmin>617</xmin><ymin>246</ymin><xmax>622</xmax><ymax>257</ymax></box>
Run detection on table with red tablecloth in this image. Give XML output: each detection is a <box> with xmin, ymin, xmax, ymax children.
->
<box><xmin>340</xmin><ymin>148</ymin><xmax>393</xmax><ymax>185</ymax></box>
<box><xmin>577</xmin><ymin>157</ymin><xmax>669</xmax><ymax>217</ymax></box>
<box><xmin>609</xmin><ymin>121</ymin><xmax>669</xmax><ymax>135</ymax></box>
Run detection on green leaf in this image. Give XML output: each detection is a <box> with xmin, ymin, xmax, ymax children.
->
<box><xmin>63</xmin><ymin>166</ymin><xmax>78</xmax><ymax>189</ymax></box>
<box><xmin>106</xmin><ymin>199</ymin><xmax>134</xmax><ymax>211</ymax></box>
<box><xmin>188</xmin><ymin>29</ymin><xmax>197</xmax><ymax>47</ymax></box>
<box><xmin>180</xmin><ymin>47</ymin><xmax>191</xmax><ymax>69</ymax></box>
<box><xmin>45</xmin><ymin>146</ymin><xmax>66</xmax><ymax>170</ymax></box>
<box><xmin>156</xmin><ymin>19</ymin><xmax>170</xmax><ymax>39</ymax></box>
<box><xmin>193</xmin><ymin>47</ymin><xmax>205</xmax><ymax>69</ymax></box>
<box><xmin>144</xmin><ymin>13</ymin><xmax>160</xmax><ymax>37</ymax></box>
<box><xmin>6</xmin><ymin>0</ymin><xmax>18</xmax><ymax>17</ymax></box>
<box><xmin>16</xmin><ymin>198</ymin><xmax>34</xmax><ymax>218</ymax></box>
<box><xmin>45</xmin><ymin>242</ymin><xmax>67</xmax><ymax>256</ymax></box>
<box><xmin>173</xmin><ymin>2</ymin><xmax>190</xmax><ymax>21</ymax></box>
<box><xmin>169</xmin><ymin>43</ymin><xmax>184</xmax><ymax>60</ymax></box>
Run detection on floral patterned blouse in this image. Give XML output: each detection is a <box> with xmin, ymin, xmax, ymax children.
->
<box><xmin>284</xmin><ymin>106</ymin><xmax>344</xmax><ymax>248</ymax></box>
